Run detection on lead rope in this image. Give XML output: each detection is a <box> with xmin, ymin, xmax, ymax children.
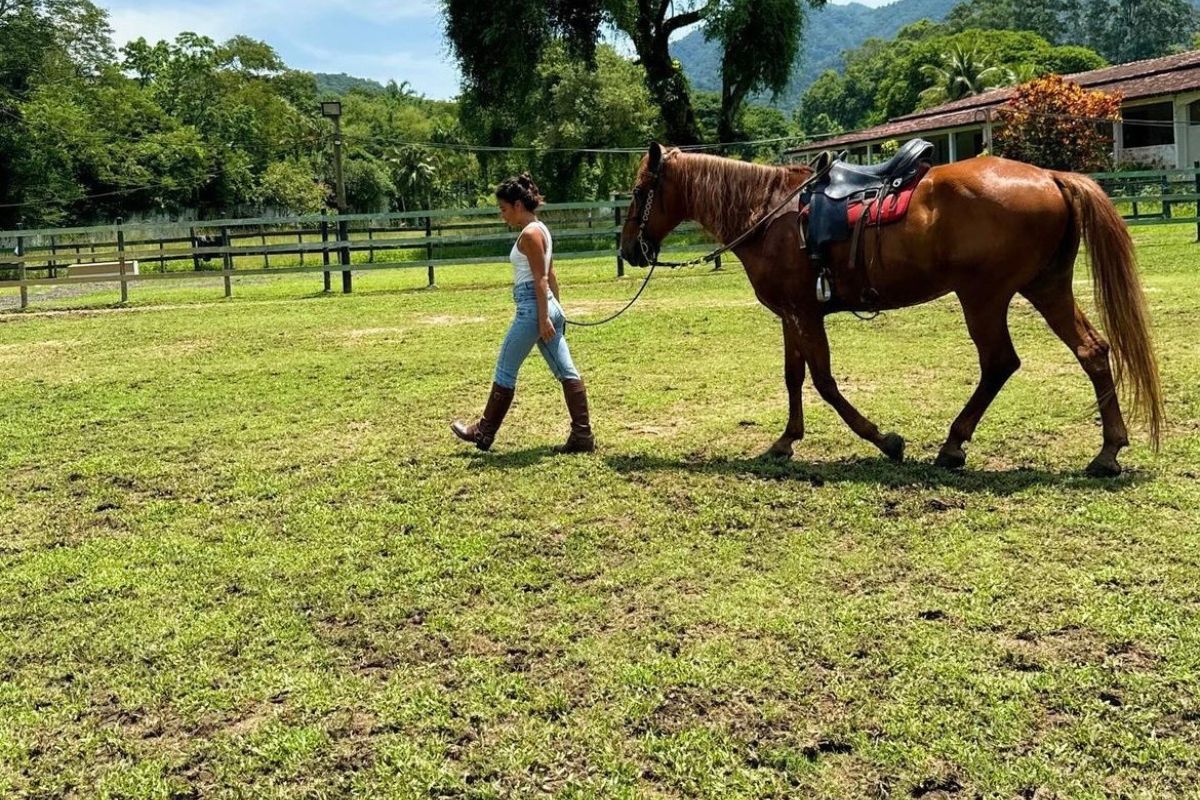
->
<box><xmin>564</xmin><ymin>161</ymin><xmax>832</xmax><ymax>330</ymax></box>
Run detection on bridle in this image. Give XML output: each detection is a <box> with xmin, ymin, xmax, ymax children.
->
<box><xmin>564</xmin><ymin>149</ymin><xmax>834</xmax><ymax>329</ymax></box>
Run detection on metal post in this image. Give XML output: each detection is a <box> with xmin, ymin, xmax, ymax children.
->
<box><xmin>221</xmin><ymin>226</ymin><xmax>232</xmax><ymax>298</ymax></box>
<box><xmin>49</xmin><ymin>235</ymin><xmax>57</xmax><ymax>279</ymax></box>
<box><xmin>367</xmin><ymin>227</ymin><xmax>374</xmax><ymax>263</ymax></box>
<box><xmin>1194</xmin><ymin>162</ymin><xmax>1199</xmax><ymax>242</ymax></box>
<box><xmin>612</xmin><ymin>194</ymin><xmax>624</xmax><ymax>278</ymax></box>
<box><xmin>425</xmin><ymin>215</ymin><xmax>435</xmax><ymax>288</ymax></box>
<box><xmin>321</xmin><ymin>209</ymin><xmax>331</xmax><ymax>292</ymax></box>
<box><xmin>331</xmin><ymin>114</ymin><xmax>352</xmax><ymax>294</ymax></box>
<box><xmin>1162</xmin><ymin>175</ymin><xmax>1171</xmax><ymax>220</ymax></box>
<box><xmin>338</xmin><ymin>217</ymin><xmax>351</xmax><ymax>294</ymax></box>
<box><xmin>261</xmin><ymin>231</ymin><xmax>269</xmax><ymax>268</ymax></box>
<box><xmin>190</xmin><ymin>227</ymin><xmax>201</xmax><ymax>272</ymax></box>
<box><xmin>117</xmin><ymin>218</ymin><xmax>128</xmax><ymax>304</ymax></box>
<box><xmin>16</xmin><ymin>223</ymin><xmax>27</xmax><ymax>310</ymax></box>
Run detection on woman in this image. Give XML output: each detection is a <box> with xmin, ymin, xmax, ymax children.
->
<box><xmin>451</xmin><ymin>174</ymin><xmax>594</xmax><ymax>453</ymax></box>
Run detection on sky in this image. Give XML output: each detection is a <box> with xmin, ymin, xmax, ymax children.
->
<box><xmin>101</xmin><ymin>0</ymin><xmax>892</xmax><ymax>101</ymax></box>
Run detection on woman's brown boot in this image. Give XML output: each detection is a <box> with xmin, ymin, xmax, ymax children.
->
<box><xmin>554</xmin><ymin>378</ymin><xmax>595</xmax><ymax>453</ymax></box>
<box><xmin>451</xmin><ymin>383</ymin><xmax>515</xmax><ymax>451</ymax></box>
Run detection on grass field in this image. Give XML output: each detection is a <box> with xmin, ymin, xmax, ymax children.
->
<box><xmin>2</xmin><ymin>225</ymin><xmax>1199</xmax><ymax>799</ymax></box>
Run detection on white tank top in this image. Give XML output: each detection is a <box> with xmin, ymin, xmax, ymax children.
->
<box><xmin>511</xmin><ymin>220</ymin><xmax>552</xmax><ymax>286</ymax></box>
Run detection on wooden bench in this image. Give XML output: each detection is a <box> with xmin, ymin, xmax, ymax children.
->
<box><xmin>65</xmin><ymin>261</ymin><xmax>140</xmax><ymax>279</ymax></box>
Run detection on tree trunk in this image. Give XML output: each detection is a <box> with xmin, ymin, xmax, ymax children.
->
<box><xmin>639</xmin><ymin>43</ymin><xmax>702</xmax><ymax>145</ymax></box>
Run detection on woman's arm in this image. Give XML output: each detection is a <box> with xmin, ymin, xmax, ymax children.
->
<box><xmin>547</xmin><ymin>261</ymin><xmax>561</xmax><ymax>302</ymax></box>
<box><xmin>519</xmin><ymin>227</ymin><xmax>557</xmax><ymax>342</ymax></box>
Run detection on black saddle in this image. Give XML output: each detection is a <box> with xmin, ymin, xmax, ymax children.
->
<box><xmin>821</xmin><ymin>138</ymin><xmax>935</xmax><ymax>201</ymax></box>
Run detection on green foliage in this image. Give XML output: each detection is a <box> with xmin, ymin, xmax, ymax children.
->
<box><xmin>705</xmin><ymin>0</ymin><xmax>823</xmax><ymax>142</ymax></box>
<box><xmin>796</xmin><ymin>25</ymin><xmax>1107</xmax><ymax>135</ymax></box>
<box><xmin>943</xmin><ymin>0</ymin><xmax>1200</xmax><ymax>62</ymax></box>
<box><xmin>257</xmin><ymin>160</ymin><xmax>327</xmax><ymax>213</ymax></box>
<box><xmin>312</xmin><ymin>72</ymin><xmax>387</xmax><ymax>96</ymax></box>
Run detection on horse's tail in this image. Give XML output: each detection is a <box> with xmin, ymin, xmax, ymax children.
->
<box><xmin>1053</xmin><ymin>171</ymin><xmax>1164</xmax><ymax>449</ymax></box>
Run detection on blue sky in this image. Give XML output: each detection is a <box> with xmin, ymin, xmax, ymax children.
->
<box><xmin>102</xmin><ymin>0</ymin><xmax>888</xmax><ymax>101</ymax></box>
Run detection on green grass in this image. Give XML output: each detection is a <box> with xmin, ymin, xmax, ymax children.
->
<box><xmin>1</xmin><ymin>225</ymin><xmax>1199</xmax><ymax>799</ymax></box>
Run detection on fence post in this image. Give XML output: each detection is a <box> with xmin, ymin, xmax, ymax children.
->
<box><xmin>221</xmin><ymin>226</ymin><xmax>232</xmax><ymax>298</ymax></box>
<box><xmin>338</xmin><ymin>217</ymin><xmax>351</xmax><ymax>294</ymax></box>
<box><xmin>611</xmin><ymin>194</ymin><xmax>624</xmax><ymax>278</ymax></box>
<box><xmin>713</xmin><ymin>253</ymin><xmax>723</xmax><ymax>271</ymax></box>
<box><xmin>49</xmin><ymin>234</ymin><xmax>57</xmax><ymax>279</ymax></box>
<box><xmin>117</xmin><ymin>217</ymin><xmax>128</xmax><ymax>304</ymax></box>
<box><xmin>1162</xmin><ymin>174</ymin><xmax>1171</xmax><ymax>220</ymax></box>
<box><xmin>425</xmin><ymin>215</ymin><xmax>435</xmax><ymax>288</ymax></box>
<box><xmin>16</xmin><ymin>223</ymin><xmax>27</xmax><ymax>310</ymax></box>
<box><xmin>321</xmin><ymin>209</ymin><xmax>331</xmax><ymax>292</ymax></box>
<box><xmin>261</xmin><ymin>230</ymin><xmax>269</xmax><ymax>269</ymax></box>
<box><xmin>1195</xmin><ymin>162</ymin><xmax>1199</xmax><ymax>243</ymax></box>
<box><xmin>190</xmin><ymin>227</ymin><xmax>201</xmax><ymax>272</ymax></box>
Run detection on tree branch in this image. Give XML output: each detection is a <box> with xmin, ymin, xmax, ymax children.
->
<box><xmin>663</xmin><ymin>4</ymin><xmax>711</xmax><ymax>36</ymax></box>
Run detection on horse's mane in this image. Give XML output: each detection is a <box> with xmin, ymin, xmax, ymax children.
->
<box><xmin>668</xmin><ymin>152</ymin><xmax>809</xmax><ymax>243</ymax></box>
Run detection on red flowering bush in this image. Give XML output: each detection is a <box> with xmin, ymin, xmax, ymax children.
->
<box><xmin>995</xmin><ymin>75</ymin><xmax>1122</xmax><ymax>172</ymax></box>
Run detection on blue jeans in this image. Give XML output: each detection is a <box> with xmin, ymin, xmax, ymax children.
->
<box><xmin>493</xmin><ymin>282</ymin><xmax>580</xmax><ymax>389</ymax></box>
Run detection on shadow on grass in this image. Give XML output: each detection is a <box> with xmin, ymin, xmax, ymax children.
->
<box><xmin>600</xmin><ymin>451</ymin><xmax>1149</xmax><ymax>495</ymax></box>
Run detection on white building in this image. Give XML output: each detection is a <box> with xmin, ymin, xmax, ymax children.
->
<box><xmin>790</xmin><ymin>50</ymin><xmax>1200</xmax><ymax>169</ymax></box>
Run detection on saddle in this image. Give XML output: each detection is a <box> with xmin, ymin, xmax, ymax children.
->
<box><xmin>802</xmin><ymin>138</ymin><xmax>934</xmax><ymax>308</ymax></box>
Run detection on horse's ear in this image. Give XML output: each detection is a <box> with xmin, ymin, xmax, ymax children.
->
<box><xmin>648</xmin><ymin>141</ymin><xmax>663</xmax><ymax>171</ymax></box>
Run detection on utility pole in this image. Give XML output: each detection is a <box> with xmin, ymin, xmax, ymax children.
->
<box><xmin>321</xmin><ymin>100</ymin><xmax>352</xmax><ymax>293</ymax></box>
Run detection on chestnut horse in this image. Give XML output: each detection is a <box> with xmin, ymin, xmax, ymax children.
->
<box><xmin>619</xmin><ymin>143</ymin><xmax>1163</xmax><ymax>476</ymax></box>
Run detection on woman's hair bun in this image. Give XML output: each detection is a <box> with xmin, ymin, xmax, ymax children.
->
<box><xmin>496</xmin><ymin>173</ymin><xmax>544</xmax><ymax>211</ymax></box>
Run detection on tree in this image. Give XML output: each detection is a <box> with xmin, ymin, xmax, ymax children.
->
<box><xmin>705</xmin><ymin>0</ymin><xmax>823</xmax><ymax>144</ymax></box>
<box><xmin>946</xmin><ymin>0</ymin><xmax>1080</xmax><ymax>44</ymax></box>
<box><xmin>1080</xmin><ymin>0</ymin><xmax>1198</xmax><ymax>63</ymax></box>
<box><xmin>796</xmin><ymin>25</ymin><xmax>1107</xmax><ymax>135</ymax></box>
<box><xmin>918</xmin><ymin>43</ymin><xmax>1011</xmax><ymax>107</ymax></box>
<box><xmin>994</xmin><ymin>74</ymin><xmax>1121</xmax><ymax>171</ymax></box>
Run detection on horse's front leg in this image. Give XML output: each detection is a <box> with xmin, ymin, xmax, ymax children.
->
<box><xmin>801</xmin><ymin>315</ymin><xmax>905</xmax><ymax>462</ymax></box>
<box><xmin>765</xmin><ymin>317</ymin><xmax>806</xmax><ymax>459</ymax></box>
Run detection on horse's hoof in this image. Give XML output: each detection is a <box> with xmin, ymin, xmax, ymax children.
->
<box><xmin>763</xmin><ymin>440</ymin><xmax>794</xmax><ymax>461</ymax></box>
<box><xmin>1085</xmin><ymin>455</ymin><xmax>1122</xmax><ymax>478</ymax></box>
<box><xmin>880</xmin><ymin>433</ymin><xmax>905</xmax><ymax>463</ymax></box>
<box><xmin>934</xmin><ymin>446</ymin><xmax>966</xmax><ymax>470</ymax></box>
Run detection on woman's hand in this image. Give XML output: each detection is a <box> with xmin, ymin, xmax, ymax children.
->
<box><xmin>539</xmin><ymin>316</ymin><xmax>557</xmax><ymax>343</ymax></box>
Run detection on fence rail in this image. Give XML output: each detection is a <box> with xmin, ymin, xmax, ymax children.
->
<box><xmin>2</xmin><ymin>167</ymin><xmax>1198</xmax><ymax>309</ymax></box>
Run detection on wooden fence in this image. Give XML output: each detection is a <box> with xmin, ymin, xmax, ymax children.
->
<box><xmin>1</xmin><ymin>166</ymin><xmax>1197</xmax><ymax>310</ymax></box>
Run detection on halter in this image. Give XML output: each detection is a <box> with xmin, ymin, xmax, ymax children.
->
<box><xmin>564</xmin><ymin>151</ymin><xmax>835</xmax><ymax>329</ymax></box>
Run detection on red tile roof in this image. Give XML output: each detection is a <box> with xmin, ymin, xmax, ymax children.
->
<box><xmin>790</xmin><ymin>49</ymin><xmax>1200</xmax><ymax>153</ymax></box>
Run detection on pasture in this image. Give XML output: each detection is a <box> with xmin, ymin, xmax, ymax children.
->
<box><xmin>1</xmin><ymin>224</ymin><xmax>1199</xmax><ymax>799</ymax></box>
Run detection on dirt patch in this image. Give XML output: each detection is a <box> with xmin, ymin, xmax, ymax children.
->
<box><xmin>343</xmin><ymin>327</ymin><xmax>407</xmax><ymax>339</ymax></box>
<box><xmin>418</xmin><ymin>314</ymin><xmax>487</xmax><ymax>326</ymax></box>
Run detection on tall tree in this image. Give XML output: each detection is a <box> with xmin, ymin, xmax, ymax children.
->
<box><xmin>705</xmin><ymin>0</ymin><xmax>823</xmax><ymax>144</ymax></box>
<box><xmin>1080</xmin><ymin>0</ymin><xmax>1198</xmax><ymax>63</ymax></box>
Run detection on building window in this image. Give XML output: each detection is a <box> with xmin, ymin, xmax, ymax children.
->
<box><xmin>1191</xmin><ymin>100</ymin><xmax>1200</xmax><ymax>125</ymax></box>
<box><xmin>954</xmin><ymin>130</ymin><xmax>985</xmax><ymax>160</ymax></box>
<box><xmin>1123</xmin><ymin>102</ymin><xmax>1174</xmax><ymax>148</ymax></box>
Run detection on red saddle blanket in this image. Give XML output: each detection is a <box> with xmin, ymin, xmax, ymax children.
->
<box><xmin>845</xmin><ymin>164</ymin><xmax>929</xmax><ymax>228</ymax></box>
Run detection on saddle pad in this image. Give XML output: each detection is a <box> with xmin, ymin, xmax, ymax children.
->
<box><xmin>846</xmin><ymin>164</ymin><xmax>929</xmax><ymax>228</ymax></box>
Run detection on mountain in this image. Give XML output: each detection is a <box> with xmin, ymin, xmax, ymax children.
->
<box><xmin>314</xmin><ymin>72</ymin><xmax>388</xmax><ymax>96</ymax></box>
<box><xmin>672</xmin><ymin>0</ymin><xmax>960</xmax><ymax>110</ymax></box>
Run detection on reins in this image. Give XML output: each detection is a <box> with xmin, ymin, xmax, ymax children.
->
<box><xmin>564</xmin><ymin>154</ymin><xmax>834</xmax><ymax>330</ymax></box>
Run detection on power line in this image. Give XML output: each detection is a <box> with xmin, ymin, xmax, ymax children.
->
<box><xmin>0</xmin><ymin>173</ymin><xmax>220</xmax><ymax>210</ymax></box>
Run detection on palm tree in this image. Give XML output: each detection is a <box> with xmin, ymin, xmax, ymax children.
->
<box><xmin>918</xmin><ymin>44</ymin><xmax>1011</xmax><ymax>108</ymax></box>
<box><xmin>387</xmin><ymin>146</ymin><xmax>437</xmax><ymax>212</ymax></box>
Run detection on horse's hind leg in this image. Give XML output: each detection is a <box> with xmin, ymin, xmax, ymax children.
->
<box><xmin>766</xmin><ymin>318</ymin><xmax>807</xmax><ymax>459</ymax></box>
<box><xmin>1021</xmin><ymin>278</ymin><xmax>1129</xmax><ymax>477</ymax></box>
<box><xmin>936</xmin><ymin>292</ymin><xmax>1021</xmax><ymax>469</ymax></box>
<box><xmin>800</xmin><ymin>316</ymin><xmax>905</xmax><ymax>462</ymax></box>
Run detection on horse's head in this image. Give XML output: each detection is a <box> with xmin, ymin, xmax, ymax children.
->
<box><xmin>620</xmin><ymin>142</ymin><xmax>686</xmax><ymax>267</ymax></box>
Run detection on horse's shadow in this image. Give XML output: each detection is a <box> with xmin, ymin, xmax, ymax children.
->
<box><xmin>461</xmin><ymin>446</ymin><xmax>1147</xmax><ymax>495</ymax></box>
<box><xmin>602</xmin><ymin>451</ymin><xmax>1147</xmax><ymax>494</ymax></box>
